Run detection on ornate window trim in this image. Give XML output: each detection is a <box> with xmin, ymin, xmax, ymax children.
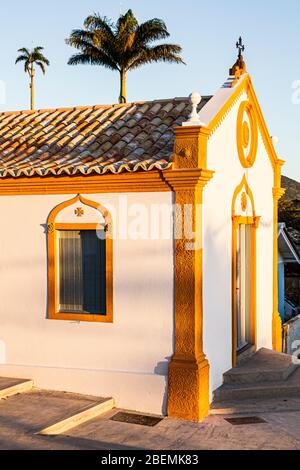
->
<box><xmin>47</xmin><ymin>194</ymin><xmax>113</xmax><ymax>323</ymax></box>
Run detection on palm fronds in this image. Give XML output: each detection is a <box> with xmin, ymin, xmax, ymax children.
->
<box><xmin>15</xmin><ymin>46</ymin><xmax>49</xmax><ymax>109</ymax></box>
<box><xmin>66</xmin><ymin>9</ymin><xmax>184</xmax><ymax>103</ymax></box>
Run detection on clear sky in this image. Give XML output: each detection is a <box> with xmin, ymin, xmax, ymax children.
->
<box><xmin>2</xmin><ymin>0</ymin><xmax>299</xmax><ymax>180</ymax></box>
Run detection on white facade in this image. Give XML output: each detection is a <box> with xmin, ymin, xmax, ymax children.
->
<box><xmin>0</xmin><ymin>74</ymin><xmax>279</xmax><ymax>415</ymax></box>
<box><xmin>202</xmin><ymin>91</ymin><xmax>274</xmax><ymax>396</ymax></box>
<box><xmin>0</xmin><ymin>192</ymin><xmax>174</xmax><ymax>415</ymax></box>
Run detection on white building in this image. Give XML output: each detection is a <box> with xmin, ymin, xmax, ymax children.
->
<box><xmin>0</xmin><ymin>53</ymin><xmax>285</xmax><ymax>421</ymax></box>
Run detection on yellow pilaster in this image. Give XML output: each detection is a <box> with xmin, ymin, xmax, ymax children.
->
<box><xmin>164</xmin><ymin>125</ymin><xmax>214</xmax><ymax>421</ymax></box>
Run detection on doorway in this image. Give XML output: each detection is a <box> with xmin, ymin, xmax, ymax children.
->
<box><xmin>232</xmin><ymin>218</ymin><xmax>257</xmax><ymax>366</ymax></box>
<box><xmin>236</xmin><ymin>224</ymin><xmax>252</xmax><ymax>351</ymax></box>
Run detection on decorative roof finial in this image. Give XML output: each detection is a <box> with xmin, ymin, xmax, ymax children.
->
<box><xmin>236</xmin><ymin>36</ymin><xmax>245</xmax><ymax>59</ymax></box>
<box><xmin>229</xmin><ymin>36</ymin><xmax>247</xmax><ymax>87</ymax></box>
<box><xmin>182</xmin><ymin>92</ymin><xmax>207</xmax><ymax>127</ymax></box>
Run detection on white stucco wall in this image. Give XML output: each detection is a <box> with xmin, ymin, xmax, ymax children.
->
<box><xmin>202</xmin><ymin>91</ymin><xmax>274</xmax><ymax>399</ymax></box>
<box><xmin>0</xmin><ymin>192</ymin><xmax>174</xmax><ymax>415</ymax></box>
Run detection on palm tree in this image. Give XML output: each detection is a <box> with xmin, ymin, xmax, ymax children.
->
<box><xmin>65</xmin><ymin>9</ymin><xmax>184</xmax><ymax>103</ymax></box>
<box><xmin>15</xmin><ymin>47</ymin><xmax>50</xmax><ymax>110</ymax></box>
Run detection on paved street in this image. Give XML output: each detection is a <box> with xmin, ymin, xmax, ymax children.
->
<box><xmin>0</xmin><ymin>390</ymin><xmax>300</xmax><ymax>450</ymax></box>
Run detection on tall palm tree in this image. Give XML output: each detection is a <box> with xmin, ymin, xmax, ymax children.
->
<box><xmin>15</xmin><ymin>47</ymin><xmax>50</xmax><ymax>110</ymax></box>
<box><xmin>65</xmin><ymin>9</ymin><xmax>184</xmax><ymax>103</ymax></box>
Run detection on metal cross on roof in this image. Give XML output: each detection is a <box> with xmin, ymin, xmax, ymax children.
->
<box><xmin>236</xmin><ymin>36</ymin><xmax>245</xmax><ymax>58</ymax></box>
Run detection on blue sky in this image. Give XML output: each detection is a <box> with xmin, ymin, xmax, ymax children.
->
<box><xmin>2</xmin><ymin>0</ymin><xmax>300</xmax><ymax>179</ymax></box>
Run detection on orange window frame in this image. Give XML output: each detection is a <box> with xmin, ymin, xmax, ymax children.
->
<box><xmin>47</xmin><ymin>195</ymin><xmax>113</xmax><ymax>323</ymax></box>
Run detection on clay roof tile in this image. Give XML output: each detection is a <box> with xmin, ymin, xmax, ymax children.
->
<box><xmin>0</xmin><ymin>96</ymin><xmax>211</xmax><ymax>178</ymax></box>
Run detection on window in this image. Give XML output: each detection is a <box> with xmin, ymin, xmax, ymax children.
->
<box><xmin>47</xmin><ymin>195</ymin><xmax>113</xmax><ymax>323</ymax></box>
<box><xmin>58</xmin><ymin>230</ymin><xmax>106</xmax><ymax>314</ymax></box>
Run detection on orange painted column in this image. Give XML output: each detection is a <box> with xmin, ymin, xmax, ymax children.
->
<box><xmin>272</xmin><ymin>160</ymin><xmax>285</xmax><ymax>352</ymax></box>
<box><xmin>164</xmin><ymin>126</ymin><xmax>214</xmax><ymax>421</ymax></box>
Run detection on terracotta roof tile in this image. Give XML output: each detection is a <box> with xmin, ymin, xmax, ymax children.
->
<box><xmin>0</xmin><ymin>96</ymin><xmax>211</xmax><ymax>178</ymax></box>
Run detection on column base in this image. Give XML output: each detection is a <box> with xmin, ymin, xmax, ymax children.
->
<box><xmin>272</xmin><ymin>311</ymin><xmax>283</xmax><ymax>352</ymax></box>
<box><xmin>168</xmin><ymin>354</ymin><xmax>210</xmax><ymax>422</ymax></box>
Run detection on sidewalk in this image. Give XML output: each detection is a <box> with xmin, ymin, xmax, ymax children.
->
<box><xmin>0</xmin><ymin>389</ymin><xmax>299</xmax><ymax>449</ymax></box>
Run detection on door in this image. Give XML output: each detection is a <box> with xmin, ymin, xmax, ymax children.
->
<box><xmin>236</xmin><ymin>224</ymin><xmax>252</xmax><ymax>352</ymax></box>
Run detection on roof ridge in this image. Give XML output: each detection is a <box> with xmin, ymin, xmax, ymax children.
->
<box><xmin>0</xmin><ymin>95</ymin><xmax>212</xmax><ymax>118</ymax></box>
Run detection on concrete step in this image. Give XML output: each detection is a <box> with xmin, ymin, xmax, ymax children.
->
<box><xmin>0</xmin><ymin>377</ymin><xmax>33</xmax><ymax>399</ymax></box>
<box><xmin>38</xmin><ymin>395</ymin><xmax>115</xmax><ymax>435</ymax></box>
<box><xmin>0</xmin><ymin>388</ymin><xmax>114</xmax><ymax>436</ymax></box>
<box><xmin>210</xmin><ymin>397</ymin><xmax>300</xmax><ymax>415</ymax></box>
<box><xmin>224</xmin><ymin>348</ymin><xmax>298</xmax><ymax>385</ymax></box>
<box><xmin>214</xmin><ymin>365</ymin><xmax>300</xmax><ymax>402</ymax></box>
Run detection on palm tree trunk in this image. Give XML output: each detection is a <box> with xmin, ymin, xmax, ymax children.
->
<box><xmin>119</xmin><ymin>69</ymin><xmax>126</xmax><ymax>104</ymax></box>
<box><xmin>30</xmin><ymin>65</ymin><xmax>35</xmax><ymax>110</ymax></box>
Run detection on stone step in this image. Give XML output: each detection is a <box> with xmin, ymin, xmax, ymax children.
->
<box><xmin>0</xmin><ymin>377</ymin><xmax>33</xmax><ymax>399</ymax></box>
<box><xmin>223</xmin><ymin>348</ymin><xmax>298</xmax><ymax>385</ymax></box>
<box><xmin>0</xmin><ymin>388</ymin><xmax>115</xmax><ymax>437</ymax></box>
<box><xmin>210</xmin><ymin>397</ymin><xmax>300</xmax><ymax>415</ymax></box>
<box><xmin>214</xmin><ymin>367</ymin><xmax>300</xmax><ymax>402</ymax></box>
<box><xmin>38</xmin><ymin>396</ymin><xmax>115</xmax><ymax>435</ymax></box>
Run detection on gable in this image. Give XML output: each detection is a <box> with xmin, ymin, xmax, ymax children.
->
<box><xmin>198</xmin><ymin>73</ymin><xmax>284</xmax><ymax>179</ymax></box>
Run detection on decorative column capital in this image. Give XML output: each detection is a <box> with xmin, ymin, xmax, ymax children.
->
<box><xmin>163</xmin><ymin>168</ymin><xmax>214</xmax><ymax>191</ymax></box>
<box><xmin>272</xmin><ymin>187</ymin><xmax>286</xmax><ymax>201</ymax></box>
<box><xmin>273</xmin><ymin>159</ymin><xmax>285</xmax><ymax>187</ymax></box>
<box><xmin>173</xmin><ymin>125</ymin><xmax>211</xmax><ymax>170</ymax></box>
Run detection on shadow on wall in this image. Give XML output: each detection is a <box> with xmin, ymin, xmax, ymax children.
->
<box><xmin>154</xmin><ymin>357</ymin><xmax>172</xmax><ymax>415</ymax></box>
